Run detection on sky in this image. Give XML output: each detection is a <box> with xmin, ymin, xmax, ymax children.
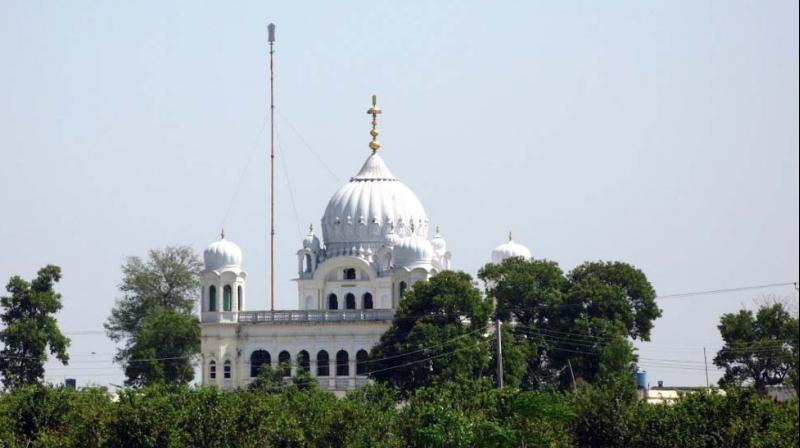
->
<box><xmin>0</xmin><ymin>0</ymin><xmax>797</xmax><ymax>389</ymax></box>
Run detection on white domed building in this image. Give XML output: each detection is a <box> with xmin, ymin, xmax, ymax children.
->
<box><xmin>491</xmin><ymin>232</ymin><xmax>532</xmax><ymax>264</ymax></box>
<box><xmin>199</xmin><ymin>97</ymin><xmax>531</xmax><ymax>393</ymax></box>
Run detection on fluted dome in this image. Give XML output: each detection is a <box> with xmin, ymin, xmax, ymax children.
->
<box><xmin>203</xmin><ymin>236</ymin><xmax>243</xmax><ymax>271</ymax></box>
<box><xmin>491</xmin><ymin>233</ymin><xmax>531</xmax><ymax>264</ymax></box>
<box><xmin>393</xmin><ymin>235</ymin><xmax>434</xmax><ymax>269</ymax></box>
<box><xmin>322</xmin><ymin>153</ymin><xmax>429</xmax><ymax>256</ymax></box>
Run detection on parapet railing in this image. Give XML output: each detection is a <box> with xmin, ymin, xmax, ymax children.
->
<box><xmin>238</xmin><ymin>309</ymin><xmax>395</xmax><ymax>324</ymax></box>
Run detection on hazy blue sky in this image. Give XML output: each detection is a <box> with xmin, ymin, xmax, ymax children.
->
<box><xmin>1</xmin><ymin>1</ymin><xmax>797</xmax><ymax>388</ymax></box>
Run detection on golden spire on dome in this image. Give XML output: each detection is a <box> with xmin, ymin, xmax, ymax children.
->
<box><xmin>508</xmin><ymin>231</ymin><xmax>513</xmax><ymax>242</ymax></box>
<box><xmin>367</xmin><ymin>94</ymin><xmax>382</xmax><ymax>154</ymax></box>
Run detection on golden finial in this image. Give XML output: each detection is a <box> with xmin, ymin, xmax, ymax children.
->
<box><xmin>220</xmin><ymin>228</ymin><xmax>226</xmax><ymax>239</ymax></box>
<box><xmin>308</xmin><ymin>223</ymin><xmax>314</xmax><ymax>234</ymax></box>
<box><xmin>508</xmin><ymin>231</ymin><xmax>513</xmax><ymax>242</ymax></box>
<box><xmin>435</xmin><ymin>225</ymin><xmax>441</xmax><ymax>236</ymax></box>
<box><xmin>367</xmin><ymin>94</ymin><xmax>382</xmax><ymax>154</ymax></box>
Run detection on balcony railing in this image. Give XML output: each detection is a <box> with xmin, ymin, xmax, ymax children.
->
<box><xmin>238</xmin><ymin>309</ymin><xmax>395</xmax><ymax>324</ymax></box>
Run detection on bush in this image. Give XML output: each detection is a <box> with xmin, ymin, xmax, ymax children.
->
<box><xmin>0</xmin><ymin>381</ymin><xmax>795</xmax><ymax>447</ymax></box>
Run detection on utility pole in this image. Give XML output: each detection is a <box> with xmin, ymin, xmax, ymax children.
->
<box><xmin>567</xmin><ymin>359</ymin><xmax>577</xmax><ymax>393</ymax></box>
<box><xmin>703</xmin><ymin>347</ymin><xmax>710</xmax><ymax>388</ymax></box>
<box><xmin>268</xmin><ymin>23</ymin><xmax>276</xmax><ymax>312</ymax></box>
<box><xmin>495</xmin><ymin>319</ymin><xmax>503</xmax><ymax>388</ymax></box>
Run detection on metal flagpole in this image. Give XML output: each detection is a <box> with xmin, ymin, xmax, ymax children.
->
<box><xmin>703</xmin><ymin>347</ymin><xmax>710</xmax><ymax>388</ymax></box>
<box><xmin>268</xmin><ymin>23</ymin><xmax>276</xmax><ymax>312</ymax></box>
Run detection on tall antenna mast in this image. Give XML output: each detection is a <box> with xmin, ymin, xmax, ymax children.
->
<box><xmin>268</xmin><ymin>23</ymin><xmax>276</xmax><ymax>312</ymax></box>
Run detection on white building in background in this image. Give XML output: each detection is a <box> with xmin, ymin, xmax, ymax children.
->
<box><xmin>199</xmin><ymin>97</ymin><xmax>529</xmax><ymax>392</ymax></box>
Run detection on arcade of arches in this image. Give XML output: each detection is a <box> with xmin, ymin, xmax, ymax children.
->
<box><xmin>242</xmin><ymin>348</ymin><xmax>370</xmax><ymax>379</ymax></box>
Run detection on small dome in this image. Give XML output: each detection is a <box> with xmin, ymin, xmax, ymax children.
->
<box><xmin>394</xmin><ymin>235</ymin><xmax>434</xmax><ymax>269</ymax></box>
<box><xmin>431</xmin><ymin>225</ymin><xmax>447</xmax><ymax>254</ymax></box>
<box><xmin>491</xmin><ymin>232</ymin><xmax>531</xmax><ymax>264</ymax></box>
<box><xmin>204</xmin><ymin>234</ymin><xmax>243</xmax><ymax>271</ymax></box>
<box><xmin>302</xmin><ymin>225</ymin><xmax>321</xmax><ymax>252</ymax></box>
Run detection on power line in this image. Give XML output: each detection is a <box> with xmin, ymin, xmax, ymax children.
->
<box><xmin>220</xmin><ymin>119</ymin><xmax>268</xmax><ymax>231</ymax></box>
<box><xmin>656</xmin><ymin>282</ymin><xmax>797</xmax><ymax>299</ymax></box>
<box><xmin>274</xmin><ymin>107</ymin><xmax>341</xmax><ymax>183</ymax></box>
<box><xmin>253</xmin><ymin>340</ymin><xmax>491</xmax><ymax>391</ymax></box>
<box><xmin>275</xmin><ymin>124</ymin><xmax>303</xmax><ymax>239</ymax></box>
<box><xmin>512</xmin><ymin>323</ymin><xmax>797</xmax><ymax>349</ymax></box>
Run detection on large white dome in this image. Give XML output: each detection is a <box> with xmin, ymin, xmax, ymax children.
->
<box><xmin>203</xmin><ymin>236</ymin><xmax>243</xmax><ymax>271</ymax></box>
<box><xmin>491</xmin><ymin>233</ymin><xmax>532</xmax><ymax>264</ymax></box>
<box><xmin>322</xmin><ymin>153</ymin><xmax>429</xmax><ymax>256</ymax></box>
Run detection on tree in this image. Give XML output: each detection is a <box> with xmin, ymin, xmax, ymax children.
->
<box><xmin>479</xmin><ymin>258</ymin><xmax>567</xmax><ymax>388</ymax></box>
<box><xmin>714</xmin><ymin>302</ymin><xmax>799</xmax><ymax>395</ymax></box>
<box><xmin>369</xmin><ymin>271</ymin><xmax>492</xmax><ymax>396</ymax></box>
<box><xmin>0</xmin><ymin>265</ymin><xmax>70</xmax><ymax>390</ymax></box>
<box><xmin>479</xmin><ymin>259</ymin><xmax>660</xmax><ymax>389</ymax></box>
<box><xmin>105</xmin><ymin>246</ymin><xmax>202</xmax><ymax>386</ymax></box>
<box><xmin>123</xmin><ymin>309</ymin><xmax>200</xmax><ymax>387</ymax></box>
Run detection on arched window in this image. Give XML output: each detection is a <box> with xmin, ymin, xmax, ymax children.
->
<box><xmin>304</xmin><ymin>254</ymin><xmax>312</xmax><ymax>273</ymax></box>
<box><xmin>297</xmin><ymin>350</ymin><xmax>310</xmax><ymax>373</ymax></box>
<box><xmin>363</xmin><ymin>293</ymin><xmax>373</xmax><ymax>309</ymax></box>
<box><xmin>223</xmin><ymin>285</ymin><xmax>233</xmax><ymax>311</ymax></box>
<box><xmin>344</xmin><ymin>268</ymin><xmax>357</xmax><ymax>280</ymax></box>
<box><xmin>250</xmin><ymin>350</ymin><xmax>271</xmax><ymax>377</ymax></box>
<box><xmin>345</xmin><ymin>293</ymin><xmax>356</xmax><ymax>310</ymax></box>
<box><xmin>237</xmin><ymin>285</ymin><xmax>243</xmax><ymax>311</ymax></box>
<box><xmin>356</xmin><ymin>350</ymin><xmax>368</xmax><ymax>375</ymax></box>
<box><xmin>336</xmin><ymin>350</ymin><xmax>349</xmax><ymax>376</ymax></box>
<box><xmin>278</xmin><ymin>351</ymin><xmax>291</xmax><ymax>377</ymax></box>
<box><xmin>223</xmin><ymin>360</ymin><xmax>231</xmax><ymax>379</ymax></box>
<box><xmin>209</xmin><ymin>360</ymin><xmax>217</xmax><ymax>379</ymax></box>
<box><xmin>209</xmin><ymin>285</ymin><xmax>217</xmax><ymax>311</ymax></box>
<box><xmin>399</xmin><ymin>281</ymin><xmax>408</xmax><ymax>298</ymax></box>
<box><xmin>317</xmin><ymin>350</ymin><xmax>330</xmax><ymax>376</ymax></box>
<box><xmin>328</xmin><ymin>294</ymin><xmax>338</xmax><ymax>310</ymax></box>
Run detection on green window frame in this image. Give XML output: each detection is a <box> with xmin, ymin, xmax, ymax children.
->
<box><xmin>223</xmin><ymin>285</ymin><xmax>233</xmax><ymax>311</ymax></box>
<box><xmin>209</xmin><ymin>285</ymin><xmax>217</xmax><ymax>312</ymax></box>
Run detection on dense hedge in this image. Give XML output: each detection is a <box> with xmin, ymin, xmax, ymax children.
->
<box><xmin>0</xmin><ymin>380</ymin><xmax>796</xmax><ymax>447</ymax></box>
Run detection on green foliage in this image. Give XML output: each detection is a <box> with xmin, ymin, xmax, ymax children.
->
<box><xmin>369</xmin><ymin>271</ymin><xmax>493</xmax><ymax>396</ymax></box>
<box><xmin>479</xmin><ymin>258</ymin><xmax>661</xmax><ymax>389</ymax></box>
<box><xmin>104</xmin><ymin>246</ymin><xmax>201</xmax><ymax>386</ymax></box>
<box><xmin>0</xmin><ymin>385</ymin><xmax>112</xmax><ymax>448</ymax></box>
<box><xmin>0</xmin><ymin>381</ymin><xmax>795</xmax><ymax>447</ymax></box>
<box><xmin>398</xmin><ymin>378</ymin><xmax>574</xmax><ymax>447</ymax></box>
<box><xmin>714</xmin><ymin>302</ymin><xmax>799</xmax><ymax>395</ymax></box>
<box><xmin>123</xmin><ymin>309</ymin><xmax>200</xmax><ymax>387</ymax></box>
<box><xmin>566</xmin><ymin>260</ymin><xmax>661</xmax><ymax>340</ymax></box>
<box><xmin>0</xmin><ymin>265</ymin><xmax>70</xmax><ymax>390</ymax></box>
